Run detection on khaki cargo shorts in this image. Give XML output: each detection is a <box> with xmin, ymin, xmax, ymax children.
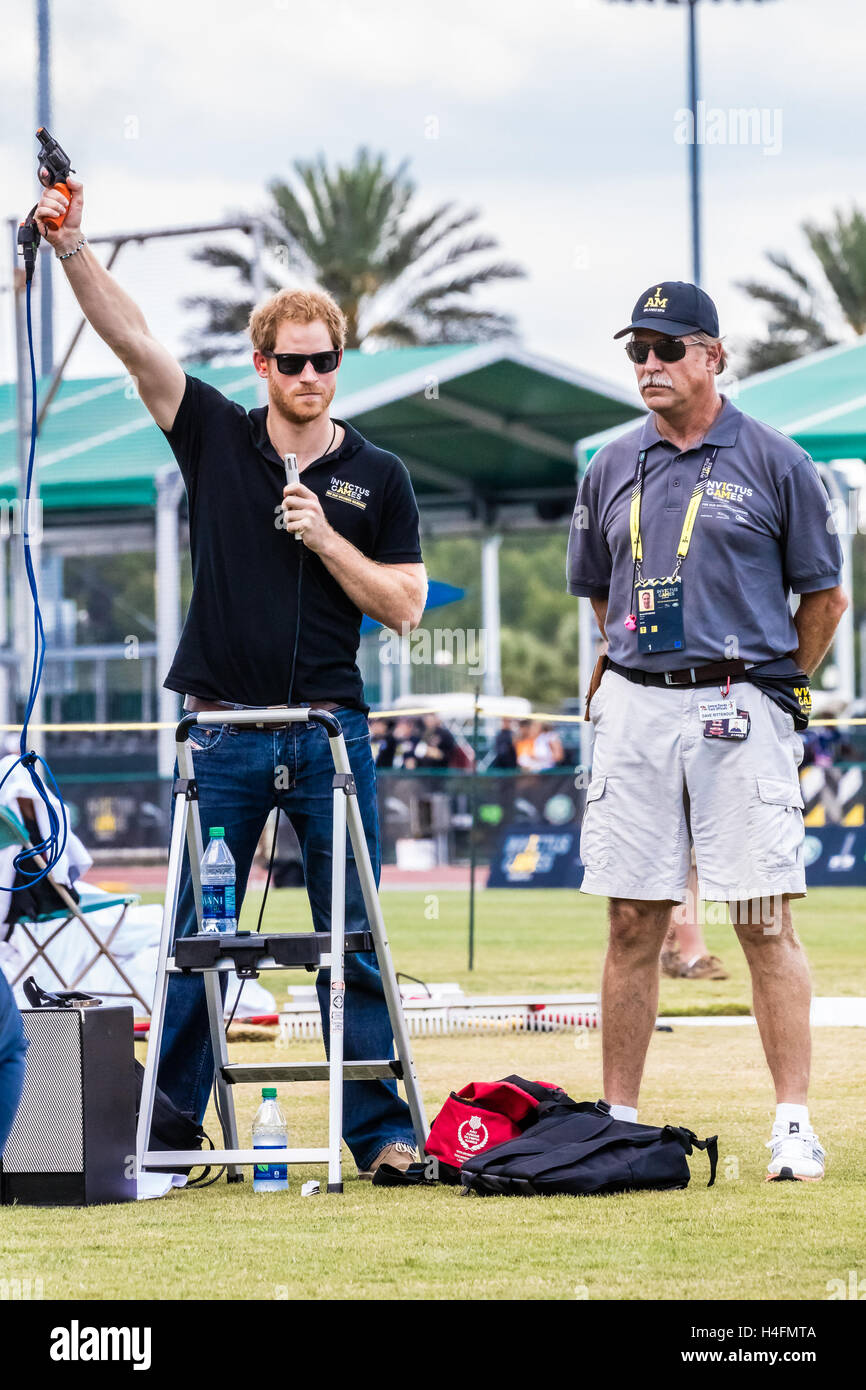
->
<box><xmin>580</xmin><ymin>669</ymin><xmax>806</xmax><ymax>903</ymax></box>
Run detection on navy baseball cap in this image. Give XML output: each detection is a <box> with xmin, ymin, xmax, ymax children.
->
<box><xmin>614</xmin><ymin>281</ymin><xmax>720</xmax><ymax>339</ymax></box>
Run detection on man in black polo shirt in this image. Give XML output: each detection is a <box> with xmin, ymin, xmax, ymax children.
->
<box><xmin>35</xmin><ymin>176</ymin><xmax>427</xmax><ymax>1178</ymax></box>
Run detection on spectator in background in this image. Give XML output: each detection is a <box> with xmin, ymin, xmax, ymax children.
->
<box><xmin>489</xmin><ymin>720</ymin><xmax>518</xmax><ymax>770</ymax></box>
<box><xmin>370</xmin><ymin>717</ymin><xmax>396</xmax><ymax>768</ymax></box>
<box><xmin>515</xmin><ymin>720</ymin><xmax>543</xmax><ymax>770</ymax></box>
<box><xmin>800</xmin><ymin>724</ymin><xmax>841</xmax><ymax>769</ymax></box>
<box><xmin>391</xmin><ymin>717</ymin><xmax>421</xmax><ymax>769</ymax></box>
<box><xmin>533</xmin><ymin>722</ymin><xmax>565</xmax><ymax>770</ymax></box>
<box><xmin>412</xmin><ymin>713</ymin><xmax>457</xmax><ymax>770</ymax></box>
<box><xmin>661</xmin><ymin>858</ymin><xmax>729</xmax><ymax>980</ymax></box>
<box><xmin>516</xmin><ymin>720</ymin><xmax>565</xmax><ymax>771</ymax></box>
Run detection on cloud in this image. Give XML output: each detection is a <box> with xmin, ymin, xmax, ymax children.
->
<box><xmin>1</xmin><ymin>0</ymin><xmax>864</xmax><ymax>390</ymax></box>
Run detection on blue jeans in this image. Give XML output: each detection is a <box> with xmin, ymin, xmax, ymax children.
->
<box><xmin>0</xmin><ymin>971</ymin><xmax>28</xmax><ymax>1156</ymax></box>
<box><xmin>156</xmin><ymin>707</ymin><xmax>415</xmax><ymax>1171</ymax></box>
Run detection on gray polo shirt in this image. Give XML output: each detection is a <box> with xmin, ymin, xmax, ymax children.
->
<box><xmin>567</xmin><ymin>395</ymin><xmax>842</xmax><ymax>671</ymax></box>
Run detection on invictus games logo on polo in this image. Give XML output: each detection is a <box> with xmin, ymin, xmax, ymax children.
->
<box><xmin>705</xmin><ymin>480</ymin><xmax>753</xmax><ymax>502</ymax></box>
<box><xmin>50</xmin><ymin>1320</ymin><xmax>152</xmax><ymax>1371</ymax></box>
<box><xmin>326</xmin><ymin>477</ymin><xmax>370</xmax><ymax>510</ymax></box>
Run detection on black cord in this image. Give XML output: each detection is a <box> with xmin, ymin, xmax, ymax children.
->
<box><xmin>396</xmin><ymin>971</ymin><xmax>432</xmax><ymax>998</ymax></box>
<box><xmin>192</xmin><ymin>1040</ymin><xmax>235</xmax><ymax>1187</ymax></box>
<box><xmin>221</xmin><ymin>806</ymin><xmax>281</xmax><ymax>1036</ymax></box>
<box><xmin>184</xmin><ymin>1133</ymin><xmax>219</xmax><ymax>1187</ymax></box>
<box><xmin>202</xmin><ymin>509</ymin><xmax>306</xmax><ymax>1177</ymax></box>
<box><xmin>288</xmin><ymin>548</ymin><xmax>304</xmax><ymax>704</ymax></box>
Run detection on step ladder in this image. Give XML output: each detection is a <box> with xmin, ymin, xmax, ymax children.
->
<box><xmin>136</xmin><ymin>707</ymin><xmax>428</xmax><ymax>1192</ymax></box>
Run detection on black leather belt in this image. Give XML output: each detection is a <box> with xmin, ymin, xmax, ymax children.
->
<box><xmin>606</xmin><ymin>657</ymin><xmax>751</xmax><ymax>689</ymax></box>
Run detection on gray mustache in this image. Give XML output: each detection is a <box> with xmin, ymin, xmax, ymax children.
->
<box><xmin>640</xmin><ymin>374</ymin><xmax>673</xmax><ymax>390</ymax></box>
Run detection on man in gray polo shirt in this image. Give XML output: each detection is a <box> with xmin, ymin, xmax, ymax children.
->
<box><xmin>567</xmin><ymin>281</ymin><xmax>847</xmax><ymax>1182</ymax></box>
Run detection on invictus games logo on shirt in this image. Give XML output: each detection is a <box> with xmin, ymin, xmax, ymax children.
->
<box><xmin>326</xmin><ymin>477</ymin><xmax>370</xmax><ymax>510</ymax></box>
<box><xmin>643</xmin><ymin>287</ymin><xmax>668</xmax><ymax>311</ymax></box>
<box><xmin>705</xmin><ymin>479</ymin><xmax>753</xmax><ymax>502</ymax></box>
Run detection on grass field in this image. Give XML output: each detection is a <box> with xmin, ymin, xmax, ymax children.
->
<box><xmin>2</xmin><ymin>888</ymin><xmax>864</xmax><ymax>1302</ymax></box>
<box><xmin>146</xmin><ymin>882</ymin><xmax>866</xmax><ymax>1011</ymax></box>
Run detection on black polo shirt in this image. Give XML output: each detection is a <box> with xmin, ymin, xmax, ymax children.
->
<box><xmin>160</xmin><ymin>373</ymin><xmax>423</xmax><ymax>712</ymax></box>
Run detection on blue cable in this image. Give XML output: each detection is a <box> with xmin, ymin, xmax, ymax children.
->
<box><xmin>0</xmin><ymin>277</ymin><xmax>68</xmax><ymax>889</ymax></box>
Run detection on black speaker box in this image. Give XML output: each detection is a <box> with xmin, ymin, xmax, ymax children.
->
<box><xmin>1</xmin><ymin>1004</ymin><xmax>136</xmax><ymax>1206</ymax></box>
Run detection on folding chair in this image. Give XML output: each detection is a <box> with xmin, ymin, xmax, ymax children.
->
<box><xmin>0</xmin><ymin>801</ymin><xmax>147</xmax><ymax>1012</ymax></box>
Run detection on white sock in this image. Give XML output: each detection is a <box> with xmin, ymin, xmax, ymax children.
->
<box><xmin>776</xmin><ymin>1103</ymin><xmax>809</xmax><ymax>1130</ymax></box>
<box><xmin>685</xmin><ymin>955</ymin><xmax>702</xmax><ymax>969</ymax></box>
<box><xmin>608</xmin><ymin>1103</ymin><xmax>638</xmax><ymax>1123</ymax></box>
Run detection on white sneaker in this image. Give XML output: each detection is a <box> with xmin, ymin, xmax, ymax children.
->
<box><xmin>765</xmin><ymin>1121</ymin><xmax>826</xmax><ymax>1182</ymax></box>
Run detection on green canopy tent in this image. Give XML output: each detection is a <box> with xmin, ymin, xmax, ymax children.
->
<box><xmin>0</xmin><ymin>342</ymin><xmax>640</xmax><ymax>773</ymax></box>
<box><xmin>0</xmin><ymin>342</ymin><xmax>640</xmax><ymax>515</ymax></box>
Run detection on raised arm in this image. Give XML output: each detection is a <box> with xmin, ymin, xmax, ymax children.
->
<box><xmin>34</xmin><ymin>175</ymin><xmax>186</xmax><ymax>432</ymax></box>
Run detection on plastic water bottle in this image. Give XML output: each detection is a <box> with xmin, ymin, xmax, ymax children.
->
<box><xmin>252</xmin><ymin>1088</ymin><xmax>289</xmax><ymax>1192</ymax></box>
<box><xmin>200</xmin><ymin>827</ymin><xmax>236</xmax><ymax>933</ymax></box>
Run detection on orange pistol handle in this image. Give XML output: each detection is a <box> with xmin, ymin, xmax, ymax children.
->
<box><xmin>42</xmin><ymin>181</ymin><xmax>71</xmax><ymax>232</ymax></box>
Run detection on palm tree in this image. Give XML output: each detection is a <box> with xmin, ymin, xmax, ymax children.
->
<box><xmin>737</xmin><ymin>207</ymin><xmax>866</xmax><ymax>375</ymax></box>
<box><xmin>183</xmin><ymin>148</ymin><xmax>524</xmax><ymax>360</ymax></box>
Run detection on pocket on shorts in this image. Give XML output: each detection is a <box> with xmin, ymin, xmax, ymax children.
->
<box><xmin>580</xmin><ymin>774</ymin><xmax>610</xmax><ymax>871</ymax></box>
<box><xmin>763</xmin><ymin>692</ymin><xmax>797</xmax><ymax>740</ymax></box>
<box><xmin>750</xmin><ymin>776</ymin><xmax>804</xmax><ymax>874</ymax></box>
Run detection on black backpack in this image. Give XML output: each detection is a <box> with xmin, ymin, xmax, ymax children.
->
<box><xmin>133</xmin><ymin>1061</ymin><xmax>214</xmax><ymax>1181</ymax></box>
<box><xmin>460</xmin><ymin>1099</ymin><xmax>718</xmax><ymax>1196</ymax></box>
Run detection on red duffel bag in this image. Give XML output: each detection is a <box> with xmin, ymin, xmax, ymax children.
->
<box><xmin>425</xmin><ymin>1074</ymin><xmax>570</xmax><ymax>1182</ymax></box>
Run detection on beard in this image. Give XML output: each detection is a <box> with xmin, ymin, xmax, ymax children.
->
<box><xmin>269</xmin><ymin>377</ymin><xmax>336</xmax><ymax>425</ymax></box>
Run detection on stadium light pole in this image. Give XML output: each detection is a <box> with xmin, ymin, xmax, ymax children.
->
<box><xmin>601</xmin><ymin>1</ymin><xmax>778</xmax><ymax>286</ymax></box>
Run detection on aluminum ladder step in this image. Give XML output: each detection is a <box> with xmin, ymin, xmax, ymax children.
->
<box><xmin>142</xmin><ymin>1147</ymin><xmax>331</xmax><ymax>1169</ymax></box>
<box><xmin>221</xmin><ymin>1060</ymin><xmax>403</xmax><ymax>1084</ymax></box>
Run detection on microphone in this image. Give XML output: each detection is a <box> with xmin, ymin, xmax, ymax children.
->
<box><xmin>284</xmin><ymin>453</ymin><xmax>301</xmax><ymax>541</ymax></box>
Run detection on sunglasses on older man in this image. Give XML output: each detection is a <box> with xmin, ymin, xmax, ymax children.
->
<box><xmin>625</xmin><ymin>337</ymin><xmax>701</xmax><ymax>365</ymax></box>
<box><xmin>261</xmin><ymin>349</ymin><xmax>342</xmax><ymax>375</ymax></box>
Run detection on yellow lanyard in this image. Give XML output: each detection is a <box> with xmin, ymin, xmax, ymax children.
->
<box><xmin>629</xmin><ymin>446</ymin><xmax>719</xmax><ymax>571</ymax></box>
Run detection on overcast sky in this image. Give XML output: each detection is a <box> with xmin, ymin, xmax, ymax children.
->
<box><xmin>2</xmin><ymin>0</ymin><xmax>865</xmax><ymax>399</ymax></box>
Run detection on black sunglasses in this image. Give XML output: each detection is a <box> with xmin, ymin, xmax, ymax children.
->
<box><xmin>262</xmin><ymin>349</ymin><xmax>342</xmax><ymax>375</ymax></box>
<box><xmin>625</xmin><ymin>337</ymin><xmax>700</xmax><ymax>365</ymax></box>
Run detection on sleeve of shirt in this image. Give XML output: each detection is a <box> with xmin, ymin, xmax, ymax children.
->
<box><xmin>159</xmin><ymin>373</ymin><xmax>204</xmax><ymax>488</ymax></box>
<box><xmin>778</xmin><ymin>453</ymin><xmax>844</xmax><ymax>594</ymax></box>
<box><xmin>566</xmin><ymin>455</ymin><xmax>612</xmax><ymax>598</ymax></box>
<box><xmin>160</xmin><ymin>374</ymin><xmax>240</xmax><ymax>490</ymax></box>
<box><xmin>372</xmin><ymin>459</ymin><xmax>423</xmax><ymax>564</ymax></box>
